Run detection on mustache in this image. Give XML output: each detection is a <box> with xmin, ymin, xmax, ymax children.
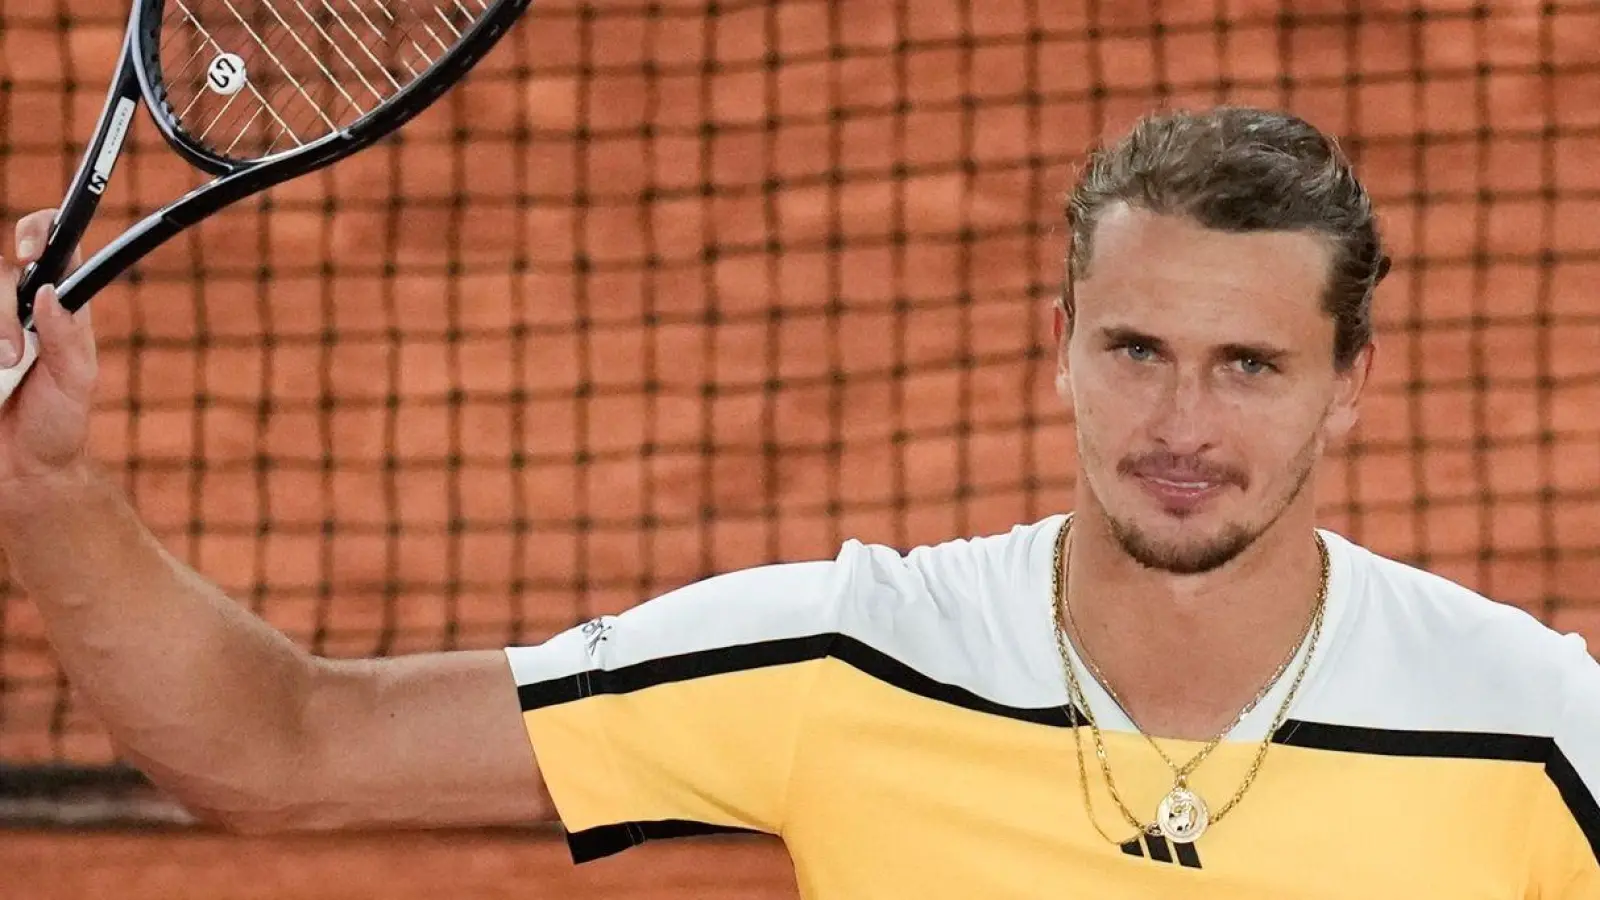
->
<box><xmin>1119</xmin><ymin>451</ymin><xmax>1248</xmax><ymax>487</ymax></box>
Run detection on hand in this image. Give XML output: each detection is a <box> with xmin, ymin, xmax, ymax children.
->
<box><xmin>0</xmin><ymin>210</ymin><xmax>98</xmax><ymax>487</ymax></box>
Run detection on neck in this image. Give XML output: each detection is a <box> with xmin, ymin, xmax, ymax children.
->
<box><xmin>1060</xmin><ymin>501</ymin><xmax>1327</xmax><ymax>742</ymax></box>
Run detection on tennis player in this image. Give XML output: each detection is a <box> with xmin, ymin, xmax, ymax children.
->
<box><xmin>0</xmin><ymin>107</ymin><xmax>1594</xmax><ymax>897</ymax></box>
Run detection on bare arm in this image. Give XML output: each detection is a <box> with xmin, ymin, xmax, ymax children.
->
<box><xmin>0</xmin><ymin>213</ymin><xmax>547</xmax><ymax>833</ymax></box>
<box><xmin>0</xmin><ymin>464</ymin><xmax>547</xmax><ymax>832</ymax></box>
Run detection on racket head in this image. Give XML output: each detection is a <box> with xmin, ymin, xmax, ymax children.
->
<box><xmin>135</xmin><ymin>0</ymin><xmax>531</xmax><ymax>174</ymax></box>
<box><xmin>11</xmin><ymin>0</ymin><xmax>532</xmax><ymax>320</ymax></box>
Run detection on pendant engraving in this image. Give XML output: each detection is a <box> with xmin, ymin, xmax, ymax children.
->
<box><xmin>1156</xmin><ymin>787</ymin><xmax>1209</xmax><ymax>843</ymax></box>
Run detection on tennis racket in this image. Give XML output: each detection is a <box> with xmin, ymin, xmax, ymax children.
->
<box><xmin>3</xmin><ymin>0</ymin><xmax>534</xmax><ymax>401</ymax></box>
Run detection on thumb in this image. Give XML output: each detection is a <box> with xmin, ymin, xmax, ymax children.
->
<box><xmin>31</xmin><ymin>285</ymin><xmax>96</xmax><ymax>402</ymax></box>
<box><xmin>0</xmin><ymin>331</ymin><xmax>37</xmax><ymax>411</ymax></box>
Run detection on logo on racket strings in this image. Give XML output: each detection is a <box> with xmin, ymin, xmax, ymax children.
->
<box><xmin>206</xmin><ymin>54</ymin><xmax>248</xmax><ymax>96</ymax></box>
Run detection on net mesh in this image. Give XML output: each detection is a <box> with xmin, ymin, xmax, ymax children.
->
<box><xmin>0</xmin><ymin>0</ymin><xmax>1598</xmax><ymax>822</ymax></box>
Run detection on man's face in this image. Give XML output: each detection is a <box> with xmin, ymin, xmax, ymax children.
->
<box><xmin>1057</xmin><ymin>204</ymin><xmax>1369</xmax><ymax>575</ymax></box>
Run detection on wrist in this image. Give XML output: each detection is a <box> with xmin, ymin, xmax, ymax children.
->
<box><xmin>0</xmin><ymin>455</ymin><xmax>100</xmax><ymax>519</ymax></box>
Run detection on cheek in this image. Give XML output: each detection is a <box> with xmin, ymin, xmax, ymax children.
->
<box><xmin>1239</xmin><ymin>398</ymin><xmax>1326</xmax><ymax>475</ymax></box>
<box><xmin>1071</xmin><ymin>378</ymin><xmax>1146</xmax><ymax>451</ymax></box>
<box><xmin>1071</xmin><ymin>354</ymin><xmax>1157</xmax><ymax>421</ymax></box>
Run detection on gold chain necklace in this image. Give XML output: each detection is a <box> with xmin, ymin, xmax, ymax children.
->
<box><xmin>1063</xmin><ymin>546</ymin><xmax>1322</xmax><ymax>786</ymax></box>
<box><xmin>1051</xmin><ymin>517</ymin><xmax>1329</xmax><ymax>845</ymax></box>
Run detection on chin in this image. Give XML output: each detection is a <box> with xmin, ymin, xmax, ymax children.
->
<box><xmin>1104</xmin><ymin>511</ymin><xmax>1261</xmax><ymax>576</ymax></box>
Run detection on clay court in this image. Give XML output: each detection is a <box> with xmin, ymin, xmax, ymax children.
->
<box><xmin>1</xmin><ymin>0</ymin><xmax>1598</xmax><ymax>895</ymax></box>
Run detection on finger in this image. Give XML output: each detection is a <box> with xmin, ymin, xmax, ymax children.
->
<box><xmin>0</xmin><ymin>262</ymin><xmax>19</xmax><ymax>369</ymax></box>
<box><xmin>0</xmin><ymin>330</ymin><xmax>39</xmax><ymax>411</ymax></box>
<box><xmin>14</xmin><ymin>209</ymin><xmax>57</xmax><ymax>264</ymax></box>
<box><xmin>0</xmin><ymin>256</ymin><xmax>37</xmax><ymax>408</ymax></box>
<box><xmin>32</xmin><ymin>286</ymin><xmax>95</xmax><ymax>401</ymax></box>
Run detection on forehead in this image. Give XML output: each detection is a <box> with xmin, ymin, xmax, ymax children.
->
<box><xmin>1075</xmin><ymin>204</ymin><xmax>1335</xmax><ymax>338</ymax></box>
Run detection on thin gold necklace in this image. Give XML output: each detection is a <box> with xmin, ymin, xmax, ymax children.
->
<box><xmin>1063</xmin><ymin>542</ymin><xmax>1322</xmax><ymax>787</ymax></box>
<box><xmin>1051</xmin><ymin>517</ymin><xmax>1329</xmax><ymax>845</ymax></box>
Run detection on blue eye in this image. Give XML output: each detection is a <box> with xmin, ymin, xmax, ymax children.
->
<box><xmin>1123</xmin><ymin>343</ymin><xmax>1156</xmax><ymax>363</ymax></box>
<box><xmin>1235</xmin><ymin>357</ymin><xmax>1274</xmax><ymax>376</ymax></box>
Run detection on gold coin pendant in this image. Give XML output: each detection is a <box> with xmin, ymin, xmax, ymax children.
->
<box><xmin>1156</xmin><ymin>786</ymin><xmax>1209</xmax><ymax>844</ymax></box>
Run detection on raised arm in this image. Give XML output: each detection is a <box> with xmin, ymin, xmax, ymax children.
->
<box><xmin>0</xmin><ymin>211</ymin><xmax>547</xmax><ymax>833</ymax></box>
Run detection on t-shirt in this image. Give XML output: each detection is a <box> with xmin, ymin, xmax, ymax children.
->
<box><xmin>506</xmin><ymin>515</ymin><xmax>1600</xmax><ymax>898</ymax></box>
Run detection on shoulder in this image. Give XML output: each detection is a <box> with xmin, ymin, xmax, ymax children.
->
<box><xmin>1310</xmin><ymin>531</ymin><xmax>1589</xmax><ymax>738</ymax></box>
<box><xmin>1313</xmin><ymin>535</ymin><xmax>1600</xmax><ymax>879</ymax></box>
<box><xmin>509</xmin><ymin>517</ymin><xmax>1063</xmax><ymax>692</ymax></box>
<box><xmin>823</xmin><ymin>516</ymin><xmax>1064</xmax><ymax>707</ymax></box>
<box><xmin>1334</xmin><ymin>532</ymin><xmax>1582</xmax><ymax>683</ymax></box>
<box><xmin>833</xmin><ymin>515</ymin><xmax>1062</xmax><ymax>609</ymax></box>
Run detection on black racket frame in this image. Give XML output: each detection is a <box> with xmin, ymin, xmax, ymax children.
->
<box><xmin>18</xmin><ymin>0</ymin><xmax>534</xmax><ymax>321</ymax></box>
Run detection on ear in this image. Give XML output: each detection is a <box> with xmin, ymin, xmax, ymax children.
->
<box><xmin>1323</xmin><ymin>342</ymin><xmax>1374</xmax><ymax>443</ymax></box>
<box><xmin>1053</xmin><ymin>302</ymin><xmax>1075</xmax><ymax>413</ymax></box>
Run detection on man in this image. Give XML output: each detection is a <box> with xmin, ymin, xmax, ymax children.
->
<box><xmin>0</xmin><ymin>107</ymin><xmax>1595</xmax><ymax>897</ymax></box>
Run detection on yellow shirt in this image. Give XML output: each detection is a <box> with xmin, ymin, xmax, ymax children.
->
<box><xmin>508</xmin><ymin>516</ymin><xmax>1600</xmax><ymax>898</ymax></box>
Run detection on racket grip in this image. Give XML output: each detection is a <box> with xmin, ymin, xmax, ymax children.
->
<box><xmin>16</xmin><ymin>225</ymin><xmax>83</xmax><ymax>328</ymax></box>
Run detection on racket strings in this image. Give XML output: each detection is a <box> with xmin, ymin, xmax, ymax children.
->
<box><xmin>159</xmin><ymin>0</ymin><xmax>489</xmax><ymax>161</ymax></box>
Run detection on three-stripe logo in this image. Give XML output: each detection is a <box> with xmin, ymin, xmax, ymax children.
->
<box><xmin>1121</xmin><ymin>834</ymin><xmax>1203</xmax><ymax>870</ymax></box>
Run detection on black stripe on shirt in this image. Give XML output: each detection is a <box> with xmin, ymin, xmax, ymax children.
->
<box><xmin>1275</xmin><ymin>719</ymin><xmax>1599</xmax><ymax>865</ymax></box>
<box><xmin>518</xmin><ymin>632</ymin><xmax>1077</xmax><ymax>727</ymax></box>
<box><xmin>1271</xmin><ymin>720</ymin><xmax>1548</xmax><ymax>762</ymax></box>
<box><xmin>565</xmin><ymin>819</ymin><xmax>762</xmax><ymax>864</ymax></box>
<box><xmin>1145</xmin><ymin>834</ymin><xmax>1174</xmax><ymax>864</ymax></box>
<box><xmin>518</xmin><ymin>633</ymin><xmax>836</xmax><ymax>710</ymax></box>
<box><xmin>1547</xmin><ymin>744</ymin><xmax>1600</xmax><ymax>865</ymax></box>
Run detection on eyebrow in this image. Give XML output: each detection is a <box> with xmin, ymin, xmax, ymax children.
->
<box><xmin>1095</xmin><ymin>326</ymin><xmax>1293</xmax><ymax>364</ymax></box>
<box><xmin>1096</xmin><ymin>326</ymin><xmax>1165</xmax><ymax>349</ymax></box>
<box><xmin>1216</xmin><ymin>341</ymin><xmax>1293</xmax><ymax>364</ymax></box>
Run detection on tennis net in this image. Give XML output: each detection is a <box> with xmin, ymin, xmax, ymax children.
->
<box><xmin>0</xmin><ymin>0</ymin><xmax>1597</xmax><ymax>823</ymax></box>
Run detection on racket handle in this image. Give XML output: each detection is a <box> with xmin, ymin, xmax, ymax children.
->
<box><xmin>16</xmin><ymin>235</ymin><xmax>79</xmax><ymax>327</ymax></box>
<box><xmin>16</xmin><ymin>27</ymin><xmax>140</xmax><ymax>326</ymax></box>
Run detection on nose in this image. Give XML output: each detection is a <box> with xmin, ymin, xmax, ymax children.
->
<box><xmin>1147</xmin><ymin>366</ymin><xmax>1218</xmax><ymax>457</ymax></box>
